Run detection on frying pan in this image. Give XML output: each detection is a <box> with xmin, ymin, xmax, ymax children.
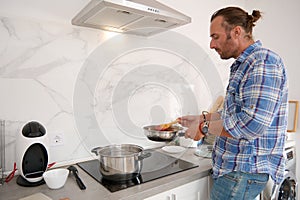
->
<box><xmin>143</xmin><ymin>125</ymin><xmax>186</xmax><ymax>142</ymax></box>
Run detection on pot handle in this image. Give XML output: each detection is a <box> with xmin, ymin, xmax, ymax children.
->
<box><xmin>138</xmin><ymin>152</ymin><xmax>151</xmax><ymax>160</ymax></box>
<box><xmin>91</xmin><ymin>147</ymin><xmax>102</xmax><ymax>156</ymax></box>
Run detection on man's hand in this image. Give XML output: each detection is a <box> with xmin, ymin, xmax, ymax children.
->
<box><xmin>177</xmin><ymin>115</ymin><xmax>204</xmax><ymax>141</ymax></box>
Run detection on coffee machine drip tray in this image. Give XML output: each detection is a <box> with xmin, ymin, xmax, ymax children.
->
<box><xmin>77</xmin><ymin>149</ymin><xmax>198</xmax><ymax>192</ymax></box>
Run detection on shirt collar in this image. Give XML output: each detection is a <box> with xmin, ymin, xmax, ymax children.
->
<box><xmin>230</xmin><ymin>40</ymin><xmax>262</xmax><ymax>72</ymax></box>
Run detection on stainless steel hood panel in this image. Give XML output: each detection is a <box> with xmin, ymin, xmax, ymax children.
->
<box><xmin>72</xmin><ymin>0</ymin><xmax>191</xmax><ymax>36</ymax></box>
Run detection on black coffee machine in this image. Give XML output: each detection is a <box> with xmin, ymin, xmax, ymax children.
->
<box><xmin>16</xmin><ymin>121</ymin><xmax>49</xmax><ymax>186</ymax></box>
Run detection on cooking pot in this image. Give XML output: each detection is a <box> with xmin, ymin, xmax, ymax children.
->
<box><xmin>91</xmin><ymin>144</ymin><xmax>151</xmax><ymax>181</ymax></box>
<box><xmin>143</xmin><ymin>125</ymin><xmax>186</xmax><ymax>142</ymax></box>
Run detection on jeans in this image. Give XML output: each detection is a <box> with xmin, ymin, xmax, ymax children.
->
<box><xmin>210</xmin><ymin>171</ymin><xmax>269</xmax><ymax>200</ymax></box>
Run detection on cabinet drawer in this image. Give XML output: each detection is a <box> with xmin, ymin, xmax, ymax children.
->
<box><xmin>144</xmin><ymin>177</ymin><xmax>209</xmax><ymax>200</ymax></box>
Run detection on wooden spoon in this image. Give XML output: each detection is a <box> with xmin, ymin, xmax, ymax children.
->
<box><xmin>155</xmin><ymin>119</ymin><xmax>179</xmax><ymax>131</ymax></box>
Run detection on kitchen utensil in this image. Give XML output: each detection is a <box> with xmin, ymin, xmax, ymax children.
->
<box><xmin>143</xmin><ymin>125</ymin><xmax>185</xmax><ymax>142</ymax></box>
<box><xmin>67</xmin><ymin>165</ymin><xmax>86</xmax><ymax>190</ymax></box>
<box><xmin>209</xmin><ymin>95</ymin><xmax>224</xmax><ymax>113</ymax></box>
<box><xmin>5</xmin><ymin>162</ymin><xmax>16</xmax><ymax>183</ymax></box>
<box><xmin>42</xmin><ymin>168</ymin><xmax>69</xmax><ymax>189</ymax></box>
<box><xmin>155</xmin><ymin>119</ymin><xmax>178</xmax><ymax>131</ymax></box>
<box><xmin>91</xmin><ymin>144</ymin><xmax>151</xmax><ymax>182</ymax></box>
<box><xmin>204</xmin><ymin>95</ymin><xmax>224</xmax><ymax>145</ymax></box>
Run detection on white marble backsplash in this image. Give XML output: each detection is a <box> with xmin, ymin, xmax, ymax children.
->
<box><xmin>0</xmin><ymin>16</ymin><xmax>225</xmax><ymax>172</ymax></box>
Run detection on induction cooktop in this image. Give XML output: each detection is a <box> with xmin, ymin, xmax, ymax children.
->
<box><xmin>77</xmin><ymin>149</ymin><xmax>198</xmax><ymax>192</ymax></box>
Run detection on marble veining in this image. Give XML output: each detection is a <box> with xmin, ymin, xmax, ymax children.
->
<box><xmin>0</xmin><ymin>16</ymin><xmax>224</xmax><ymax>172</ymax></box>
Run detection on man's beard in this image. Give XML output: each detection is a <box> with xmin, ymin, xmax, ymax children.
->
<box><xmin>219</xmin><ymin>32</ymin><xmax>234</xmax><ymax>59</ymax></box>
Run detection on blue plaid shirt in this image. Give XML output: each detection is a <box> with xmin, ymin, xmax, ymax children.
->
<box><xmin>212</xmin><ymin>41</ymin><xmax>288</xmax><ymax>184</ymax></box>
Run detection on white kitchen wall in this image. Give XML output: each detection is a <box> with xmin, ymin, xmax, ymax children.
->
<box><xmin>0</xmin><ymin>0</ymin><xmax>231</xmax><ymax>171</ymax></box>
<box><xmin>0</xmin><ymin>17</ymin><xmax>103</xmax><ymax>167</ymax></box>
<box><xmin>1</xmin><ymin>0</ymin><xmax>300</xmax><ymax>194</ymax></box>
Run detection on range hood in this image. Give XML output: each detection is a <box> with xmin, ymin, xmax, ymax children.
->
<box><xmin>72</xmin><ymin>0</ymin><xmax>191</xmax><ymax>36</ymax></box>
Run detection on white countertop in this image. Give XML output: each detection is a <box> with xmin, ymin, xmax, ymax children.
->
<box><xmin>0</xmin><ymin>147</ymin><xmax>212</xmax><ymax>200</ymax></box>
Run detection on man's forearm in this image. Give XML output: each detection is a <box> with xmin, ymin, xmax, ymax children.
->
<box><xmin>205</xmin><ymin>113</ymin><xmax>232</xmax><ymax>138</ymax></box>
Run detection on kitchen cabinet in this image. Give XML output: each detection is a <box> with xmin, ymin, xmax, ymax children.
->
<box><xmin>144</xmin><ymin>176</ymin><xmax>209</xmax><ymax>200</ymax></box>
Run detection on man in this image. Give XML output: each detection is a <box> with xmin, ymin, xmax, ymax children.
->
<box><xmin>178</xmin><ymin>7</ymin><xmax>288</xmax><ymax>200</ymax></box>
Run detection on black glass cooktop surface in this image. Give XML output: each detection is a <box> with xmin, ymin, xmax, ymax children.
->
<box><xmin>77</xmin><ymin>149</ymin><xmax>198</xmax><ymax>192</ymax></box>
